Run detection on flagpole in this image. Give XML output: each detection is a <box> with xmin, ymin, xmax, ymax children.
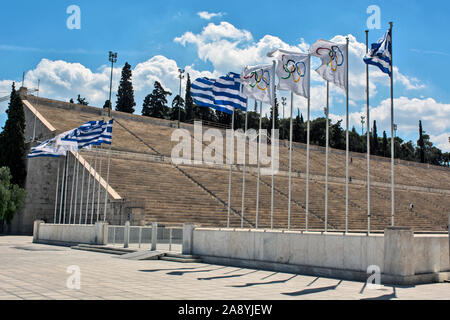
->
<box><xmin>79</xmin><ymin>153</ymin><xmax>86</xmax><ymax>224</ymax></box>
<box><xmin>270</xmin><ymin>60</ymin><xmax>276</xmax><ymax>230</ymax></box>
<box><xmin>91</xmin><ymin>145</ymin><xmax>99</xmax><ymax>224</ymax></box>
<box><xmin>325</xmin><ymin>81</ymin><xmax>329</xmax><ymax>232</ymax></box>
<box><xmin>256</xmin><ymin>101</ymin><xmax>262</xmax><ymax>229</ymax></box>
<box><xmin>241</xmin><ymin>102</ymin><xmax>248</xmax><ymax>228</ymax></box>
<box><xmin>365</xmin><ymin>29</ymin><xmax>371</xmax><ymax>234</ymax></box>
<box><xmin>287</xmin><ymin>91</ymin><xmax>294</xmax><ymax>230</ymax></box>
<box><xmin>97</xmin><ymin>144</ymin><xmax>104</xmax><ymax>222</ymax></box>
<box><xmin>59</xmin><ymin>156</ymin><xmax>67</xmax><ymax>224</ymax></box>
<box><xmin>63</xmin><ymin>154</ymin><xmax>69</xmax><ymax>224</ymax></box>
<box><xmin>85</xmin><ymin>152</ymin><xmax>92</xmax><ymax>224</ymax></box>
<box><xmin>227</xmin><ymin>108</ymin><xmax>235</xmax><ymax>228</ymax></box>
<box><xmin>389</xmin><ymin>21</ymin><xmax>395</xmax><ymax>226</ymax></box>
<box><xmin>305</xmin><ymin>55</ymin><xmax>311</xmax><ymax>232</ymax></box>
<box><xmin>345</xmin><ymin>37</ymin><xmax>349</xmax><ymax>233</ymax></box>
<box><xmin>53</xmin><ymin>158</ymin><xmax>60</xmax><ymax>224</ymax></box>
<box><xmin>73</xmin><ymin>152</ymin><xmax>80</xmax><ymax>224</ymax></box>
<box><xmin>103</xmin><ymin>142</ymin><xmax>112</xmax><ymax>222</ymax></box>
<box><xmin>68</xmin><ymin>152</ymin><xmax>76</xmax><ymax>224</ymax></box>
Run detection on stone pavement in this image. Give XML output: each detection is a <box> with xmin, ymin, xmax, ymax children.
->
<box><xmin>0</xmin><ymin>236</ymin><xmax>449</xmax><ymax>300</ymax></box>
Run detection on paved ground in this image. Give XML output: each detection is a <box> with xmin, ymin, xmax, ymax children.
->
<box><xmin>0</xmin><ymin>236</ymin><xmax>449</xmax><ymax>300</ymax></box>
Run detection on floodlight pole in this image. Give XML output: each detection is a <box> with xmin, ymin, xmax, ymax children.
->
<box><xmin>178</xmin><ymin>68</ymin><xmax>185</xmax><ymax>128</ymax></box>
<box><xmin>108</xmin><ymin>51</ymin><xmax>117</xmax><ymax>117</ymax></box>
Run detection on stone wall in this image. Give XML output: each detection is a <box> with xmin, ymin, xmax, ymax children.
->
<box><xmin>184</xmin><ymin>226</ymin><xmax>450</xmax><ymax>284</ymax></box>
<box><xmin>9</xmin><ymin>97</ymin><xmax>131</xmax><ymax>234</ymax></box>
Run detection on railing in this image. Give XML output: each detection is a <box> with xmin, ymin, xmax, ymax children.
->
<box><xmin>108</xmin><ymin>223</ymin><xmax>183</xmax><ymax>252</ymax></box>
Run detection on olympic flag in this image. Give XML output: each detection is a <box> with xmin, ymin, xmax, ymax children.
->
<box><xmin>240</xmin><ymin>64</ymin><xmax>274</xmax><ymax>104</ymax></box>
<box><xmin>267</xmin><ymin>49</ymin><xmax>310</xmax><ymax>98</ymax></box>
<box><xmin>309</xmin><ymin>39</ymin><xmax>347</xmax><ymax>90</ymax></box>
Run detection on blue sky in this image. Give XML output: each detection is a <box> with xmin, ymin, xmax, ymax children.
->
<box><xmin>1</xmin><ymin>0</ymin><xmax>449</xmax><ymax>151</ymax></box>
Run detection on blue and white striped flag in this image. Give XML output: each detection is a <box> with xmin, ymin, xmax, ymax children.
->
<box><xmin>191</xmin><ymin>72</ymin><xmax>247</xmax><ymax>114</ymax></box>
<box><xmin>363</xmin><ymin>29</ymin><xmax>392</xmax><ymax>76</ymax></box>
<box><xmin>76</xmin><ymin>119</ymin><xmax>113</xmax><ymax>149</ymax></box>
<box><xmin>191</xmin><ymin>77</ymin><xmax>216</xmax><ymax>110</ymax></box>
<box><xmin>27</xmin><ymin>137</ymin><xmax>67</xmax><ymax>158</ymax></box>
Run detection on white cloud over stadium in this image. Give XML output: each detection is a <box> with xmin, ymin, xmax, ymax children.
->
<box><xmin>0</xmin><ymin>20</ymin><xmax>448</xmax><ymax>151</ymax></box>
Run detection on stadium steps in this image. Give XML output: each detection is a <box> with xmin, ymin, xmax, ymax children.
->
<box><xmin>71</xmin><ymin>244</ymin><xmax>135</xmax><ymax>255</ymax></box>
<box><xmin>160</xmin><ymin>253</ymin><xmax>202</xmax><ymax>263</ymax></box>
<box><xmin>29</xmin><ymin>96</ymin><xmax>450</xmax><ymax>231</ymax></box>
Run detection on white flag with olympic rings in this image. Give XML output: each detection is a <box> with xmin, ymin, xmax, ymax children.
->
<box><xmin>309</xmin><ymin>39</ymin><xmax>347</xmax><ymax>90</ymax></box>
<box><xmin>268</xmin><ymin>49</ymin><xmax>310</xmax><ymax>98</ymax></box>
<box><xmin>240</xmin><ymin>64</ymin><xmax>274</xmax><ymax>104</ymax></box>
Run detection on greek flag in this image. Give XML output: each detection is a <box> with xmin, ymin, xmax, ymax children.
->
<box><xmin>27</xmin><ymin>137</ymin><xmax>67</xmax><ymax>158</ymax></box>
<box><xmin>191</xmin><ymin>72</ymin><xmax>247</xmax><ymax>114</ymax></box>
<box><xmin>363</xmin><ymin>29</ymin><xmax>392</xmax><ymax>76</ymax></box>
<box><xmin>76</xmin><ymin>119</ymin><xmax>113</xmax><ymax>149</ymax></box>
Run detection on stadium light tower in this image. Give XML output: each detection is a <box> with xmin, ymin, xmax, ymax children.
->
<box><xmin>178</xmin><ymin>68</ymin><xmax>185</xmax><ymax>128</ymax></box>
<box><xmin>108</xmin><ymin>51</ymin><xmax>118</xmax><ymax>117</ymax></box>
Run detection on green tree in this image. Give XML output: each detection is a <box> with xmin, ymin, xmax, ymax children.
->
<box><xmin>184</xmin><ymin>74</ymin><xmax>194</xmax><ymax>121</ymax></box>
<box><xmin>418</xmin><ymin>120</ymin><xmax>425</xmax><ymax>163</ymax></box>
<box><xmin>399</xmin><ymin>140</ymin><xmax>415</xmax><ymax>161</ymax></box>
<box><xmin>293</xmin><ymin>109</ymin><xmax>305</xmax><ymax>143</ymax></box>
<box><xmin>349</xmin><ymin>127</ymin><xmax>363</xmax><ymax>152</ymax></box>
<box><xmin>0</xmin><ymin>167</ymin><xmax>25</xmax><ymax>228</ymax></box>
<box><xmin>103</xmin><ymin>100</ymin><xmax>111</xmax><ymax>109</ymax></box>
<box><xmin>142</xmin><ymin>81</ymin><xmax>171</xmax><ymax>119</ymax></box>
<box><xmin>0</xmin><ymin>83</ymin><xmax>27</xmax><ymax>187</ymax></box>
<box><xmin>246</xmin><ymin>111</ymin><xmax>260</xmax><ymax>131</ymax></box>
<box><xmin>382</xmin><ymin>130</ymin><xmax>388</xmax><ymax>157</ymax></box>
<box><xmin>371</xmin><ymin>120</ymin><xmax>379</xmax><ymax>156</ymax></box>
<box><xmin>330</xmin><ymin>120</ymin><xmax>344</xmax><ymax>150</ymax></box>
<box><xmin>116</xmin><ymin>62</ymin><xmax>136</xmax><ymax>113</ymax></box>
<box><xmin>170</xmin><ymin>95</ymin><xmax>185</xmax><ymax>122</ymax></box>
<box><xmin>310</xmin><ymin>117</ymin><xmax>326</xmax><ymax>147</ymax></box>
<box><xmin>268</xmin><ymin>95</ymin><xmax>280</xmax><ymax>132</ymax></box>
<box><xmin>76</xmin><ymin>95</ymin><xmax>88</xmax><ymax>105</ymax></box>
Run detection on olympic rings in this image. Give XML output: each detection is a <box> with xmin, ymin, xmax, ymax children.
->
<box><xmin>243</xmin><ymin>69</ymin><xmax>270</xmax><ymax>91</ymax></box>
<box><xmin>281</xmin><ymin>55</ymin><xmax>306</xmax><ymax>83</ymax></box>
<box><xmin>315</xmin><ymin>45</ymin><xmax>344</xmax><ymax>72</ymax></box>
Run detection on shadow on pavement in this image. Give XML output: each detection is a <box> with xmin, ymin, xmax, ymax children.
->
<box><xmin>282</xmin><ymin>280</ymin><xmax>343</xmax><ymax>296</ymax></box>
<box><xmin>361</xmin><ymin>287</ymin><xmax>397</xmax><ymax>300</ymax></box>
<box><xmin>229</xmin><ymin>274</ymin><xmax>297</xmax><ymax>288</ymax></box>
<box><xmin>166</xmin><ymin>266</ymin><xmax>228</xmax><ymax>276</ymax></box>
<box><xmin>139</xmin><ymin>267</ymin><xmax>197</xmax><ymax>273</ymax></box>
<box><xmin>198</xmin><ymin>270</ymin><xmax>259</xmax><ymax>281</ymax></box>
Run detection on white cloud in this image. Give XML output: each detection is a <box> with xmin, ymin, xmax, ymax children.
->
<box><xmin>345</xmin><ymin>96</ymin><xmax>450</xmax><ymax>151</ymax></box>
<box><xmin>0</xmin><ymin>56</ymin><xmax>212</xmax><ymax>116</ymax></box>
<box><xmin>0</xmin><ymin>80</ymin><xmax>22</xmax><ymax>114</ymax></box>
<box><xmin>430</xmin><ymin>132</ymin><xmax>450</xmax><ymax>152</ymax></box>
<box><xmin>197</xmin><ymin>11</ymin><xmax>225</xmax><ymax>20</ymax></box>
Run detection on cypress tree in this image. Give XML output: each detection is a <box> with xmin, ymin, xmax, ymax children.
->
<box><xmin>184</xmin><ymin>74</ymin><xmax>194</xmax><ymax>121</ymax></box>
<box><xmin>372</xmin><ymin>120</ymin><xmax>379</xmax><ymax>156</ymax></box>
<box><xmin>382</xmin><ymin>130</ymin><xmax>388</xmax><ymax>157</ymax></box>
<box><xmin>269</xmin><ymin>93</ymin><xmax>280</xmax><ymax>132</ymax></box>
<box><xmin>418</xmin><ymin>120</ymin><xmax>425</xmax><ymax>163</ymax></box>
<box><xmin>0</xmin><ymin>83</ymin><xmax>27</xmax><ymax>187</ymax></box>
<box><xmin>115</xmin><ymin>62</ymin><xmax>136</xmax><ymax>113</ymax></box>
